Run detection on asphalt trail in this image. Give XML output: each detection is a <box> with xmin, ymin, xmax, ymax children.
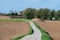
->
<box><xmin>20</xmin><ymin>21</ymin><xmax>42</xmax><ymax>40</ymax></box>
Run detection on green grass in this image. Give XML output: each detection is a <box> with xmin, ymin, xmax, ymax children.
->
<box><xmin>10</xmin><ymin>34</ymin><xmax>25</xmax><ymax>40</ymax></box>
<box><xmin>0</xmin><ymin>19</ymin><xmax>25</xmax><ymax>22</ymax></box>
<box><xmin>33</xmin><ymin>22</ymin><xmax>52</xmax><ymax>40</ymax></box>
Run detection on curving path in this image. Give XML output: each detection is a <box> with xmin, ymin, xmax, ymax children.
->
<box><xmin>19</xmin><ymin>20</ymin><xmax>42</xmax><ymax>40</ymax></box>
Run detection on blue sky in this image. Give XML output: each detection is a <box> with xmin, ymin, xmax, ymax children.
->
<box><xmin>0</xmin><ymin>0</ymin><xmax>60</xmax><ymax>13</ymax></box>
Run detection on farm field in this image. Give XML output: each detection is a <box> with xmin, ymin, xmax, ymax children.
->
<box><xmin>33</xmin><ymin>18</ymin><xmax>60</xmax><ymax>40</ymax></box>
<box><xmin>0</xmin><ymin>15</ymin><xmax>11</xmax><ymax>19</ymax></box>
<box><xmin>0</xmin><ymin>21</ymin><xmax>30</xmax><ymax>40</ymax></box>
<box><xmin>0</xmin><ymin>15</ymin><xmax>60</xmax><ymax>40</ymax></box>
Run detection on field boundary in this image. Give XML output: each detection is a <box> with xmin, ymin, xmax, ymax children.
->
<box><xmin>33</xmin><ymin>22</ymin><xmax>53</xmax><ymax>40</ymax></box>
<box><xmin>10</xmin><ymin>19</ymin><xmax>33</xmax><ymax>40</ymax></box>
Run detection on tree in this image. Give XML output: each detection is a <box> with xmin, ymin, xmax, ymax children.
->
<box><xmin>7</xmin><ymin>10</ymin><xmax>18</xmax><ymax>16</ymax></box>
<box><xmin>47</xmin><ymin>11</ymin><xmax>52</xmax><ymax>20</ymax></box>
<box><xmin>47</xmin><ymin>10</ymin><xmax>56</xmax><ymax>20</ymax></box>
<box><xmin>23</xmin><ymin>8</ymin><xmax>36</xmax><ymax>19</ymax></box>
<box><xmin>56</xmin><ymin>10</ymin><xmax>60</xmax><ymax>20</ymax></box>
<box><xmin>34</xmin><ymin>10</ymin><xmax>40</xmax><ymax>18</ymax></box>
<box><xmin>37</xmin><ymin>8</ymin><xmax>50</xmax><ymax>20</ymax></box>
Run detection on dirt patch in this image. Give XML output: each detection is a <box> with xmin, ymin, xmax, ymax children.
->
<box><xmin>32</xmin><ymin>18</ymin><xmax>43</xmax><ymax>23</ymax></box>
<box><xmin>34</xmin><ymin>19</ymin><xmax>60</xmax><ymax>40</ymax></box>
<box><xmin>0</xmin><ymin>15</ymin><xmax>11</xmax><ymax>19</ymax></box>
<box><xmin>0</xmin><ymin>22</ymin><xmax>29</xmax><ymax>40</ymax></box>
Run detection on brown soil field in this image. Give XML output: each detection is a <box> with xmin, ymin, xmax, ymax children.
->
<box><xmin>33</xmin><ymin>18</ymin><xmax>60</xmax><ymax>40</ymax></box>
<box><xmin>0</xmin><ymin>15</ymin><xmax>11</xmax><ymax>19</ymax></box>
<box><xmin>0</xmin><ymin>22</ymin><xmax>29</xmax><ymax>40</ymax></box>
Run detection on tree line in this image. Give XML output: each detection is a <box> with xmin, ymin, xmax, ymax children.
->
<box><xmin>23</xmin><ymin>8</ymin><xmax>60</xmax><ymax>20</ymax></box>
<box><xmin>0</xmin><ymin>8</ymin><xmax>60</xmax><ymax>20</ymax></box>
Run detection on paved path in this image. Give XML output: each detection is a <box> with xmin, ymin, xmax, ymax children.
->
<box><xmin>19</xmin><ymin>21</ymin><xmax>42</xmax><ymax>40</ymax></box>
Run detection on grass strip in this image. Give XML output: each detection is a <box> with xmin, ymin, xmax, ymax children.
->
<box><xmin>0</xmin><ymin>19</ymin><xmax>33</xmax><ymax>40</ymax></box>
<box><xmin>33</xmin><ymin>22</ymin><xmax>53</xmax><ymax>40</ymax></box>
<box><xmin>0</xmin><ymin>19</ymin><xmax>25</xmax><ymax>22</ymax></box>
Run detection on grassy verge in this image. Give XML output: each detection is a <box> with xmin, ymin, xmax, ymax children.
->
<box><xmin>33</xmin><ymin>22</ymin><xmax>52</xmax><ymax>40</ymax></box>
<box><xmin>0</xmin><ymin>19</ymin><xmax>25</xmax><ymax>22</ymax></box>
<box><xmin>0</xmin><ymin>19</ymin><xmax>33</xmax><ymax>40</ymax></box>
<box><xmin>10</xmin><ymin>20</ymin><xmax>33</xmax><ymax>40</ymax></box>
<box><xmin>10</xmin><ymin>23</ymin><xmax>33</xmax><ymax>40</ymax></box>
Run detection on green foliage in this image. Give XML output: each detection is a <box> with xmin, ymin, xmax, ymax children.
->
<box><xmin>0</xmin><ymin>8</ymin><xmax>60</xmax><ymax>20</ymax></box>
<box><xmin>56</xmin><ymin>10</ymin><xmax>60</xmax><ymax>20</ymax></box>
<box><xmin>39</xmin><ymin>8</ymin><xmax>50</xmax><ymax>20</ymax></box>
<box><xmin>23</xmin><ymin>8</ymin><xmax>36</xmax><ymax>19</ymax></box>
<box><xmin>8</xmin><ymin>12</ymin><xmax>18</xmax><ymax>16</ymax></box>
<box><xmin>47</xmin><ymin>10</ymin><xmax>55</xmax><ymax>20</ymax></box>
<box><xmin>24</xmin><ymin>8</ymin><xmax>60</xmax><ymax>20</ymax></box>
<box><xmin>3</xmin><ymin>10</ymin><xmax>18</xmax><ymax>16</ymax></box>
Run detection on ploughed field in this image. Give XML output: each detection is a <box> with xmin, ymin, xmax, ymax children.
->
<box><xmin>0</xmin><ymin>15</ymin><xmax>11</xmax><ymax>19</ymax></box>
<box><xmin>36</xmin><ymin>20</ymin><xmax>60</xmax><ymax>40</ymax></box>
<box><xmin>0</xmin><ymin>22</ymin><xmax>29</xmax><ymax>40</ymax></box>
